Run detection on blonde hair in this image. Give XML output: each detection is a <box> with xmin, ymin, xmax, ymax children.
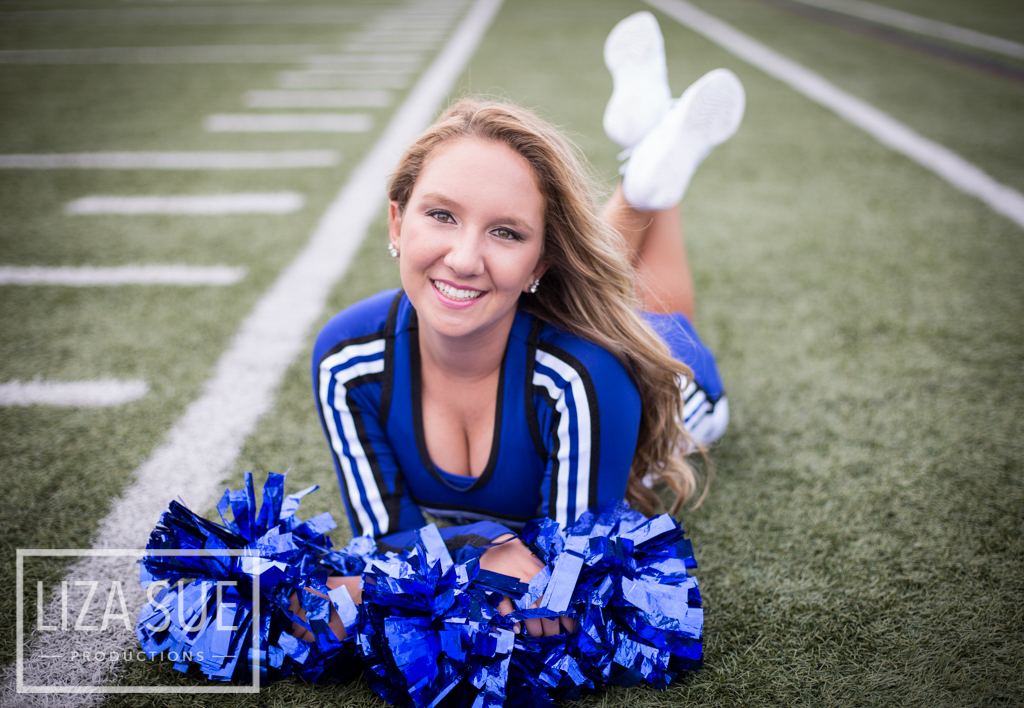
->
<box><xmin>389</xmin><ymin>98</ymin><xmax>707</xmax><ymax>515</ymax></box>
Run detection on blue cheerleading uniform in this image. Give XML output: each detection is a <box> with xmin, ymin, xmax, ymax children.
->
<box><xmin>312</xmin><ymin>289</ymin><xmax>727</xmax><ymax>549</ymax></box>
<box><xmin>136</xmin><ymin>290</ymin><xmax>718</xmax><ymax>703</ymax></box>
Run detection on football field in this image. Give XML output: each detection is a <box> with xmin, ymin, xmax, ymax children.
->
<box><xmin>1</xmin><ymin>0</ymin><xmax>1022</xmax><ymax>705</ymax></box>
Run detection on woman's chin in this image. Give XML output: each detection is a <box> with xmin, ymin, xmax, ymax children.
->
<box><xmin>417</xmin><ymin>299</ymin><xmax>521</xmax><ymax>344</ymax></box>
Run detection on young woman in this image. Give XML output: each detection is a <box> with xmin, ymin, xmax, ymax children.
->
<box><xmin>137</xmin><ymin>12</ymin><xmax>745</xmax><ymax>704</ymax></box>
<box><xmin>305</xmin><ymin>11</ymin><xmax>742</xmax><ymax>638</ymax></box>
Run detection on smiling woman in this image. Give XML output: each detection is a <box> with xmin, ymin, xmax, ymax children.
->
<box><xmin>136</xmin><ymin>12</ymin><xmax>743</xmax><ymax>706</ymax></box>
<box><xmin>303</xmin><ymin>54</ymin><xmax>739</xmax><ymax>699</ymax></box>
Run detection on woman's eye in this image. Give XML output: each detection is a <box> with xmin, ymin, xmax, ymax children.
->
<box><xmin>428</xmin><ymin>210</ymin><xmax>454</xmax><ymax>223</ymax></box>
<box><xmin>493</xmin><ymin>227</ymin><xmax>521</xmax><ymax>241</ymax></box>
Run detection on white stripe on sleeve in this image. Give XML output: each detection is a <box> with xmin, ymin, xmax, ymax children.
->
<box><xmin>534</xmin><ymin>350</ymin><xmax>593</xmax><ymax>528</ymax></box>
<box><xmin>319</xmin><ymin>338</ymin><xmax>388</xmax><ymax>535</ymax></box>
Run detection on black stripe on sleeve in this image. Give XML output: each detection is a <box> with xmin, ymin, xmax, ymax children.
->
<box><xmin>377</xmin><ymin>289</ymin><xmax>404</xmax><ymax>430</ymax></box>
<box><xmin>536</xmin><ymin>342</ymin><xmax>602</xmax><ymax>511</ymax></box>
<box><xmin>546</xmin><ymin>406</ymin><xmax>563</xmax><ymax>522</ymax></box>
<box><xmin>524</xmin><ymin>317</ymin><xmax>550</xmax><ymax>461</ymax></box>
<box><xmin>315</xmin><ymin>330</ymin><xmax>390</xmax><ymax>537</ymax></box>
<box><xmin>345</xmin><ymin>370</ymin><xmax>404</xmax><ymax>535</ymax></box>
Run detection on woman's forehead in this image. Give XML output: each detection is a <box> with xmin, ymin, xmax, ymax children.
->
<box><xmin>411</xmin><ymin>137</ymin><xmax>546</xmax><ymax>226</ymax></box>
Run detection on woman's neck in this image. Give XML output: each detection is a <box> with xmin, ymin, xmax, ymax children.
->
<box><xmin>416</xmin><ymin>309</ymin><xmax>515</xmax><ymax>478</ymax></box>
<box><xmin>416</xmin><ymin>310</ymin><xmax>515</xmax><ymax>382</ymax></box>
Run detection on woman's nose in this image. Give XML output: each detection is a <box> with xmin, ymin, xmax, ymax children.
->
<box><xmin>443</xmin><ymin>230</ymin><xmax>484</xmax><ymax>276</ymax></box>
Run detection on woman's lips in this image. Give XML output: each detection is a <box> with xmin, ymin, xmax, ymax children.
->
<box><xmin>431</xmin><ymin>279</ymin><xmax>485</xmax><ymax>307</ymax></box>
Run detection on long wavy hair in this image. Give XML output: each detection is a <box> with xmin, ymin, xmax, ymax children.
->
<box><xmin>388</xmin><ymin>98</ymin><xmax>707</xmax><ymax>515</ymax></box>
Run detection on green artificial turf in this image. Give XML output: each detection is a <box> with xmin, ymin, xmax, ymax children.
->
<box><xmin>3</xmin><ymin>0</ymin><xmax>1023</xmax><ymax>705</ymax></box>
<box><xmin>0</xmin><ymin>0</ymin><xmax>396</xmax><ymax>670</ymax></box>
<box><xmin>686</xmin><ymin>0</ymin><xmax>1024</xmax><ymax>193</ymax></box>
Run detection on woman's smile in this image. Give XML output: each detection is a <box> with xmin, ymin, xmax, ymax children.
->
<box><xmin>431</xmin><ymin>278</ymin><xmax>486</xmax><ymax>305</ymax></box>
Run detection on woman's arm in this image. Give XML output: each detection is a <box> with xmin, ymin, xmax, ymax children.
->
<box><xmin>289</xmin><ymin>576</ymin><xmax>361</xmax><ymax>642</ymax></box>
<box><xmin>479</xmin><ymin>535</ymin><xmax>576</xmax><ymax>637</ymax></box>
<box><xmin>313</xmin><ymin>293</ymin><xmax>428</xmax><ymax>541</ymax></box>
<box><xmin>288</xmin><ymin>534</ymin><xmax>575</xmax><ymax>643</ymax></box>
<box><xmin>532</xmin><ymin>336</ymin><xmax>642</xmax><ymax>528</ymax></box>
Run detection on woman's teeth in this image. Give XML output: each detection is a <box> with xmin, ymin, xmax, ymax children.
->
<box><xmin>433</xmin><ymin>280</ymin><xmax>483</xmax><ymax>301</ymax></box>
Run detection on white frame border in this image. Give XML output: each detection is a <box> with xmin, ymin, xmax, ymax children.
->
<box><xmin>16</xmin><ymin>548</ymin><xmax>262</xmax><ymax>694</ymax></box>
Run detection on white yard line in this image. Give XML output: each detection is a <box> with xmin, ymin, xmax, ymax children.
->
<box><xmin>205</xmin><ymin>112</ymin><xmax>372</xmax><ymax>132</ymax></box>
<box><xmin>343</xmin><ymin>43</ymin><xmax>440</xmax><ymax>53</ymax></box>
<box><xmin>3</xmin><ymin>0</ymin><xmax>504</xmax><ymax>700</ymax></box>
<box><xmin>287</xmin><ymin>66</ymin><xmax>416</xmax><ymax>75</ymax></box>
<box><xmin>0</xmin><ymin>151</ymin><xmax>339</xmax><ymax>169</ymax></box>
<box><xmin>65</xmin><ymin>193</ymin><xmax>303</xmax><ymax>215</ymax></box>
<box><xmin>0</xmin><ymin>45</ymin><xmax>340</xmax><ymax>64</ymax></box>
<box><xmin>0</xmin><ymin>7</ymin><xmax>374</xmax><ymax>25</ymax></box>
<box><xmin>303</xmin><ymin>53</ymin><xmax>423</xmax><ymax>65</ymax></box>
<box><xmin>788</xmin><ymin>0</ymin><xmax>1024</xmax><ymax>60</ymax></box>
<box><xmin>371</xmin><ymin>20</ymin><xmax>456</xmax><ymax>30</ymax></box>
<box><xmin>277</xmin><ymin>71</ymin><xmax>411</xmax><ymax>89</ymax></box>
<box><xmin>0</xmin><ymin>380</ymin><xmax>149</xmax><ymax>408</ymax></box>
<box><xmin>244</xmin><ymin>89</ymin><xmax>393</xmax><ymax>108</ymax></box>
<box><xmin>647</xmin><ymin>0</ymin><xmax>1024</xmax><ymax>231</ymax></box>
<box><xmin>304</xmin><ymin>54</ymin><xmax>425</xmax><ymax>63</ymax></box>
<box><xmin>0</xmin><ymin>265</ymin><xmax>245</xmax><ymax>286</ymax></box>
<box><xmin>350</xmin><ymin>30</ymin><xmax>449</xmax><ymax>41</ymax></box>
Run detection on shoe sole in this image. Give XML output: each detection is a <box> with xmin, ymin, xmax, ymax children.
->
<box><xmin>624</xmin><ymin>68</ymin><xmax>745</xmax><ymax>210</ymax></box>
<box><xmin>603</xmin><ymin>11</ymin><xmax>672</xmax><ymax>150</ymax></box>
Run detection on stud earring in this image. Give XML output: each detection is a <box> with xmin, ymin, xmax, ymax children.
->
<box><xmin>387</xmin><ymin>243</ymin><xmax>399</xmax><ymax>258</ymax></box>
<box><xmin>529</xmin><ymin>279</ymin><xmax>541</xmax><ymax>294</ymax></box>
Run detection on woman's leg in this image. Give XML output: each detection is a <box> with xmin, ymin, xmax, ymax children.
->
<box><xmin>601</xmin><ymin>62</ymin><xmax>745</xmax><ymax>320</ymax></box>
<box><xmin>601</xmin><ymin>5</ymin><xmax>745</xmax><ymax>320</ymax></box>
<box><xmin>603</xmin><ymin>184</ymin><xmax>696</xmax><ymax>321</ymax></box>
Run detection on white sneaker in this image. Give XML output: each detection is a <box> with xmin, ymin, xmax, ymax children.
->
<box><xmin>602</xmin><ymin>11</ymin><xmax>673</xmax><ymax>151</ymax></box>
<box><xmin>623</xmin><ymin>68</ymin><xmax>746</xmax><ymax>211</ymax></box>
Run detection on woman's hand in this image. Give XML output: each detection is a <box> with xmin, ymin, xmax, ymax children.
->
<box><xmin>287</xmin><ymin>540</ymin><xmax>577</xmax><ymax>641</ymax></box>
<box><xmin>479</xmin><ymin>534</ymin><xmax>576</xmax><ymax>637</ymax></box>
<box><xmin>288</xmin><ymin>575</ymin><xmax>362</xmax><ymax>643</ymax></box>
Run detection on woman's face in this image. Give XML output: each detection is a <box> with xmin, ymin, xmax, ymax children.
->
<box><xmin>389</xmin><ymin>137</ymin><xmax>547</xmax><ymax>345</ymax></box>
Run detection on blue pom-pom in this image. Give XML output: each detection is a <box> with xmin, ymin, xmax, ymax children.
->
<box><xmin>355</xmin><ymin>502</ymin><xmax>703</xmax><ymax>706</ymax></box>
<box><xmin>501</xmin><ymin>501</ymin><xmax>703</xmax><ymax>699</ymax></box>
<box><xmin>136</xmin><ymin>477</ymin><xmax>703</xmax><ymax>704</ymax></box>
<box><xmin>135</xmin><ymin>472</ymin><xmax>370</xmax><ymax>683</ymax></box>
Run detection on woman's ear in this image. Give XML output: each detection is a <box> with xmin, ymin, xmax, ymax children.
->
<box><xmin>387</xmin><ymin>201</ymin><xmax>403</xmax><ymax>252</ymax></box>
<box><xmin>523</xmin><ymin>260</ymin><xmax>550</xmax><ymax>293</ymax></box>
<box><xmin>533</xmin><ymin>260</ymin><xmax>549</xmax><ymax>282</ymax></box>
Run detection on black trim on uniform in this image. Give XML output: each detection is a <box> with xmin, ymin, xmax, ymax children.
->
<box><xmin>374</xmin><ymin>532</ymin><xmax>495</xmax><ymax>556</ymax></box>
<box><xmin>536</xmin><ymin>341</ymin><xmax>602</xmax><ymax>511</ymax></box>
<box><xmin>377</xmin><ymin>289</ymin><xmax>404</xmax><ymax>431</ymax></box>
<box><xmin>683</xmin><ymin>381</ymin><xmax>708</xmax><ymax>404</ymax></box>
<box><xmin>374</xmin><ymin>539</ymin><xmax>405</xmax><ymax>555</ymax></box>
<box><xmin>545</xmin><ymin>407</ymin><xmax>563</xmax><ymax>522</ymax></box>
<box><xmin>410</xmin><ymin>495</ymin><xmax>536</xmax><ymax>525</ymax></box>
<box><xmin>316</xmin><ymin>330</ymin><xmax>387</xmax><ymax>370</ymax></box>
<box><xmin>524</xmin><ymin>317</ymin><xmax>549</xmax><ymax>461</ymax></box>
<box><xmin>315</xmin><ymin>329</ymin><xmax>390</xmax><ymax>538</ymax></box>
<box><xmin>444</xmin><ymin>533</ymin><xmax>495</xmax><ymax>551</ymax></box>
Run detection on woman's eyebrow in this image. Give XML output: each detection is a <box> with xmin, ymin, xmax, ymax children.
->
<box><xmin>418</xmin><ymin>192</ymin><xmax>461</xmax><ymax>210</ymax></box>
<box><xmin>418</xmin><ymin>191</ymin><xmax>536</xmax><ymax>231</ymax></box>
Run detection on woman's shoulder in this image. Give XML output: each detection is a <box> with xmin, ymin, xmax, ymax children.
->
<box><xmin>313</xmin><ymin>289</ymin><xmax>403</xmax><ymax>361</ymax></box>
<box><xmin>527</xmin><ymin>316</ymin><xmax>638</xmax><ymax>397</ymax></box>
